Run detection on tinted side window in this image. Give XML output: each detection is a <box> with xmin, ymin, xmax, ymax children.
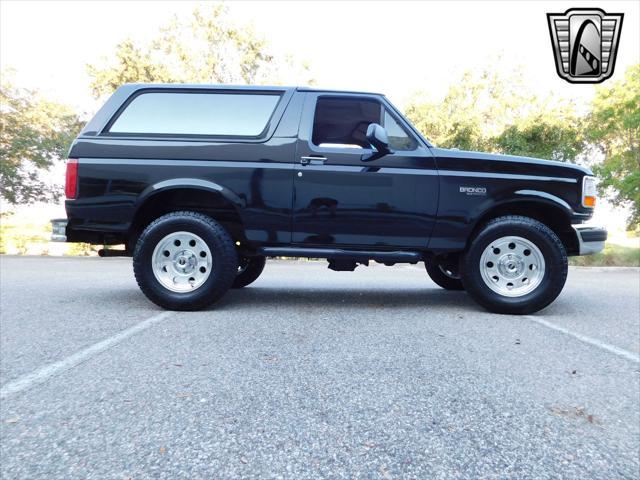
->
<box><xmin>383</xmin><ymin>109</ymin><xmax>416</xmax><ymax>151</ymax></box>
<box><xmin>108</xmin><ymin>92</ymin><xmax>281</xmax><ymax>136</ymax></box>
<box><xmin>312</xmin><ymin>97</ymin><xmax>381</xmax><ymax>148</ymax></box>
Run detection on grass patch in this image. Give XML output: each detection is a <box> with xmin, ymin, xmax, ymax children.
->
<box><xmin>569</xmin><ymin>242</ymin><xmax>640</xmax><ymax>267</ymax></box>
<box><xmin>0</xmin><ymin>211</ymin><xmax>97</xmax><ymax>256</ymax></box>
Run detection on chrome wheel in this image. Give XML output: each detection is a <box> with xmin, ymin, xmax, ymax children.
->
<box><xmin>151</xmin><ymin>231</ymin><xmax>212</xmax><ymax>292</ymax></box>
<box><xmin>479</xmin><ymin>236</ymin><xmax>545</xmax><ymax>297</ymax></box>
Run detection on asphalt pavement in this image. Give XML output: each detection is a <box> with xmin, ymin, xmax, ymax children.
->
<box><xmin>0</xmin><ymin>256</ymin><xmax>639</xmax><ymax>479</ymax></box>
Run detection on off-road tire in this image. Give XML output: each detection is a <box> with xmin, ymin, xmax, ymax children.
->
<box><xmin>133</xmin><ymin>211</ymin><xmax>238</xmax><ymax>311</ymax></box>
<box><xmin>425</xmin><ymin>258</ymin><xmax>464</xmax><ymax>290</ymax></box>
<box><xmin>460</xmin><ymin>215</ymin><xmax>568</xmax><ymax>315</ymax></box>
<box><xmin>233</xmin><ymin>256</ymin><xmax>267</xmax><ymax>289</ymax></box>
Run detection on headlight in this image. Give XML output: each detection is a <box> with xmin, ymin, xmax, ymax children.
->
<box><xmin>582</xmin><ymin>176</ymin><xmax>597</xmax><ymax>208</ymax></box>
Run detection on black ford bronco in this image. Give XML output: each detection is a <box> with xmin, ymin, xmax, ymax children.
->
<box><xmin>52</xmin><ymin>84</ymin><xmax>606</xmax><ymax>314</ymax></box>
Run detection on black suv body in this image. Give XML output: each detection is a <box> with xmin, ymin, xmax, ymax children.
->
<box><xmin>53</xmin><ymin>84</ymin><xmax>606</xmax><ymax>314</ymax></box>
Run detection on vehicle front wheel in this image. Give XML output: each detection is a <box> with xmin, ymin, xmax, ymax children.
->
<box><xmin>232</xmin><ymin>256</ymin><xmax>266</xmax><ymax>288</ymax></box>
<box><xmin>133</xmin><ymin>211</ymin><xmax>238</xmax><ymax>311</ymax></box>
<box><xmin>460</xmin><ymin>215</ymin><xmax>568</xmax><ymax>315</ymax></box>
<box><xmin>425</xmin><ymin>257</ymin><xmax>464</xmax><ymax>290</ymax></box>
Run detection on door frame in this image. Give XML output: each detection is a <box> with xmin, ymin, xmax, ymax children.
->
<box><xmin>292</xmin><ymin>92</ymin><xmax>439</xmax><ymax>248</ymax></box>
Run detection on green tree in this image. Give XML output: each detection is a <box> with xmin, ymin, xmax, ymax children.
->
<box><xmin>87</xmin><ymin>4</ymin><xmax>313</xmax><ymax>98</ymax></box>
<box><xmin>494</xmin><ymin>99</ymin><xmax>584</xmax><ymax>162</ymax></box>
<box><xmin>587</xmin><ymin>64</ymin><xmax>640</xmax><ymax>230</ymax></box>
<box><xmin>404</xmin><ymin>65</ymin><xmax>582</xmax><ymax>162</ymax></box>
<box><xmin>0</xmin><ymin>74</ymin><xmax>83</xmax><ymax>204</ymax></box>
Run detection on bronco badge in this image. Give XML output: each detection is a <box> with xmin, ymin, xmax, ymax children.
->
<box><xmin>459</xmin><ymin>186</ymin><xmax>487</xmax><ymax>196</ymax></box>
<box><xmin>547</xmin><ymin>8</ymin><xmax>623</xmax><ymax>84</ymax></box>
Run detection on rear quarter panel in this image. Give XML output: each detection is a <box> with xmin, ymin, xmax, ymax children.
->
<box><xmin>66</xmin><ymin>86</ymin><xmax>303</xmax><ymax>245</ymax></box>
<box><xmin>67</xmin><ymin>139</ymin><xmax>296</xmax><ymax>243</ymax></box>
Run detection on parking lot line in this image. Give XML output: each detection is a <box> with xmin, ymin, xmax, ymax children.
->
<box><xmin>525</xmin><ymin>315</ymin><xmax>640</xmax><ymax>363</ymax></box>
<box><xmin>0</xmin><ymin>311</ymin><xmax>174</xmax><ymax>400</ymax></box>
<box><xmin>1</xmin><ymin>305</ymin><xmax>637</xmax><ymax>402</ymax></box>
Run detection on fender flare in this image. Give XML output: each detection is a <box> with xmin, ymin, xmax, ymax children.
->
<box><xmin>468</xmin><ymin>189</ymin><xmax>574</xmax><ymax>227</ymax></box>
<box><xmin>460</xmin><ymin>189</ymin><xmax>577</xmax><ymax>249</ymax></box>
<box><xmin>455</xmin><ymin>190</ymin><xmax>579</xmax><ymax>253</ymax></box>
<box><xmin>511</xmin><ymin>189</ymin><xmax>573</xmax><ymax>212</ymax></box>
<box><xmin>134</xmin><ymin>178</ymin><xmax>245</xmax><ymax>213</ymax></box>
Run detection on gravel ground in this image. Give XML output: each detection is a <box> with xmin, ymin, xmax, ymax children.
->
<box><xmin>0</xmin><ymin>256</ymin><xmax>638</xmax><ymax>479</ymax></box>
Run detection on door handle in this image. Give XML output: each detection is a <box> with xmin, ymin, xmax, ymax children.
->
<box><xmin>300</xmin><ymin>156</ymin><xmax>327</xmax><ymax>166</ymax></box>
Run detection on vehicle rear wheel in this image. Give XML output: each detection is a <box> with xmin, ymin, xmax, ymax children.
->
<box><xmin>233</xmin><ymin>256</ymin><xmax>266</xmax><ymax>288</ymax></box>
<box><xmin>133</xmin><ymin>211</ymin><xmax>238</xmax><ymax>311</ymax></box>
<box><xmin>460</xmin><ymin>215</ymin><xmax>568</xmax><ymax>315</ymax></box>
<box><xmin>425</xmin><ymin>257</ymin><xmax>464</xmax><ymax>290</ymax></box>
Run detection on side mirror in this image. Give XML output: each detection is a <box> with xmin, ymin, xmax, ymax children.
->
<box><xmin>361</xmin><ymin>123</ymin><xmax>393</xmax><ymax>162</ymax></box>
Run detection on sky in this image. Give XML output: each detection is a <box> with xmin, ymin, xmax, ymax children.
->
<box><xmin>1</xmin><ymin>0</ymin><xmax>639</xmax><ymax>236</ymax></box>
<box><xmin>2</xmin><ymin>0</ymin><xmax>638</xmax><ymax>114</ymax></box>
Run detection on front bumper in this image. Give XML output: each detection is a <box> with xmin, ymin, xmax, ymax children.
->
<box><xmin>572</xmin><ymin>226</ymin><xmax>607</xmax><ymax>255</ymax></box>
<box><xmin>51</xmin><ymin>218</ymin><xmax>68</xmax><ymax>242</ymax></box>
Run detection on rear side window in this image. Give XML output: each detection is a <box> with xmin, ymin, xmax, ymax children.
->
<box><xmin>108</xmin><ymin>91</ymin><xmax>281</xmax><ymax>136</ymax></box>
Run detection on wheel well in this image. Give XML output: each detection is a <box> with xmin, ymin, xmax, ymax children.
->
<box><xmin>128</xmin><ymin>188</ymin><xmax>244</xmax><ymax>250</ymax></box>
<box><xmin>469</xmin><ymin>201</ymin><xmax>579</xmax><ymax>255</ymax></box>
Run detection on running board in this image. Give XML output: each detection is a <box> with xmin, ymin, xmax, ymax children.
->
<box><xmin>258</xmin><ymin>247</ymin><xmax>423</xmax><ymax>264</ymax></box>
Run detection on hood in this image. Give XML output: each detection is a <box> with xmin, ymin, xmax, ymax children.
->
<box><xmin>429</xmin><ymin>147</ymin><xmax>593</xmax><ymax>176</ymax></box>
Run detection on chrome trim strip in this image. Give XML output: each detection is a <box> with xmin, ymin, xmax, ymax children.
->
<box><xmin>78</xmin><ymin>158</ymin><xmax>294</xmax><ymax>170</ymax></box>
<box><xmin>439</xmin><ymin>170</ymin><xmax>577</xmax><ymax>183</ymax></box>
<box><xmin>378</xmin><ymin>167</ymin><xmax>438</xmax><ymax>175</ymax></box>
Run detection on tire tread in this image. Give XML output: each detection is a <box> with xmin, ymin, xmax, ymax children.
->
<box><xmin>133</xmin><ymin>211</ymin><xmax>238</xmax><ymax>310</ymax></box>
<box><xmin>460</xmin><ymin>215</ymin><xmax>568</xmax><ymax>314</ymax></box>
